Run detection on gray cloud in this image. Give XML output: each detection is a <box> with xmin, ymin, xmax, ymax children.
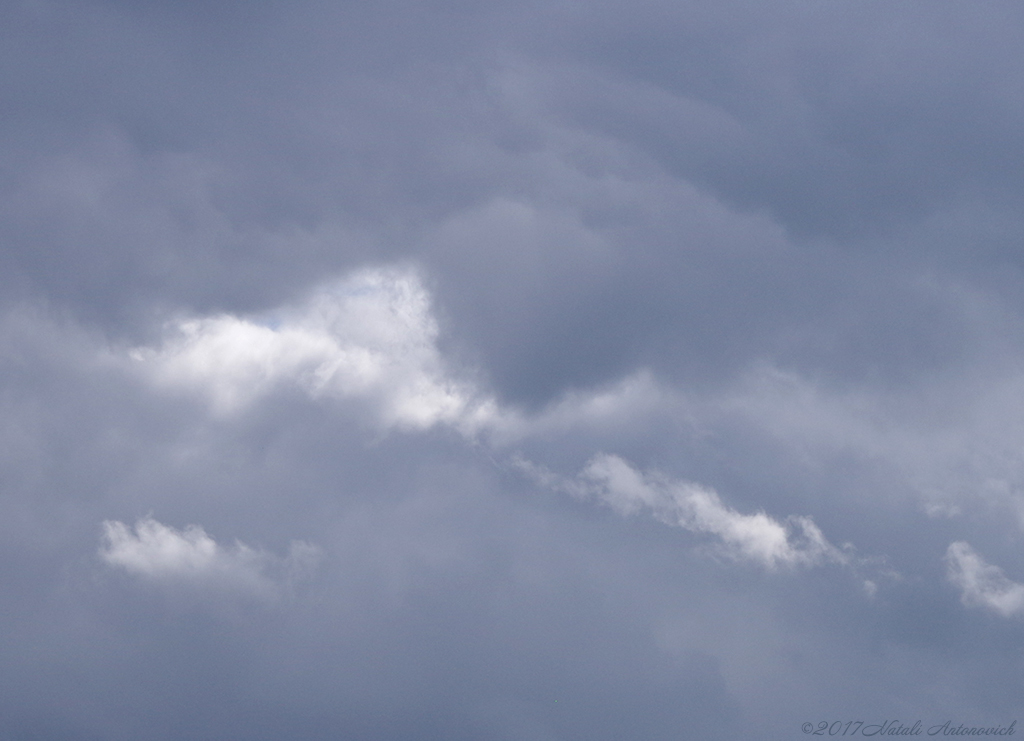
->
<box><xmin>4</xmin><ymin>0</ymin><xmax>1024</xmax><ymax>738</ymax></box>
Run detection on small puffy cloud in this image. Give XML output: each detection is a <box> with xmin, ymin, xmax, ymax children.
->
<box><xmin>519</xmin><ymin>453</ymin><xmax>845</xmax><ymax>570</ymax></box>
<box><xmin>130</xmin><ymin>266</ymin><xmax>497</xmax><ymax>432</ymax></box>
<box><xmin>945</xmin><ymin>541</ymin><xmax>1024</xmax><ymax>618</ymax></box>
<box><xmin>100</xmin><ymin>518</ymin><xmax>318</xmax><ymax>598</ymax></box>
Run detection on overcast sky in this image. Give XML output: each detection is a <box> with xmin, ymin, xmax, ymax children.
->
<box><xmin>4</xmin><ymin>1</ymin><xmax>1024</xmax><ymax>739</ymax></box>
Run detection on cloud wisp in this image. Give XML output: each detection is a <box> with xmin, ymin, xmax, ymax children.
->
<box><xmin>100</xmin><ymin>517</ymin><xmax>319</xmax><ymax>599</ymax></box>
<box><xmin>945</xmin><ymin>541</ymin><xmax>1024</xmax><ymax>618</ymax></box>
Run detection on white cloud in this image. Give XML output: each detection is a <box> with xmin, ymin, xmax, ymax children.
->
<box><xmin>100</xmin><ymin>517</ymin><xmax>318</xmax><ymax>597</ymax></box>
<box><xmin>127</xmin><ymin>264</ymin><xmax>690</xmax><ymax>443</ymax></box>
<box><xmin>945</xmin><ymin>541</ymin><xmax>1024</xmax><ymax>617</ymax></box>
<box><xmin>130</xmin><ymin>266</ymin><xmax>497</xmax><ymax>432</ymax></box>
<box><xmin>519</xmin><ymin>453</ymin><xmax>845</xmax><ymax>569</ymax></box>
<box><xmin>124</xmin><ymin>265</ymin><xmax>853</xmax><ymax>575</ymax></box>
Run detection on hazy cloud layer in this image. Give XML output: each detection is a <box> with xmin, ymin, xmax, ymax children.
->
<box><xmin>4</xmin><ymin>1</ymin><xmax>1024</xmax><ymax>739</ymax></box>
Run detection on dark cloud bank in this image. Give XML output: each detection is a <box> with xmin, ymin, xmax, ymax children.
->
<box><xmin>4</xmin><ymin>1</ymin><xmax>1024</xmax><ymax>739</ymax></box>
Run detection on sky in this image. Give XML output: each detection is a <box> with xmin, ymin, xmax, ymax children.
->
<box><xmin>3</xmin><ymin>1</ymin><xmax>1024</xmax><ymax>739</ymax></box>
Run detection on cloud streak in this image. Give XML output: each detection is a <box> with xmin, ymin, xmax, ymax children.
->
<box><xmin>519</xmin><ymin>453</ymin><xmax>845</xmax><ymax>570</ymax></box>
